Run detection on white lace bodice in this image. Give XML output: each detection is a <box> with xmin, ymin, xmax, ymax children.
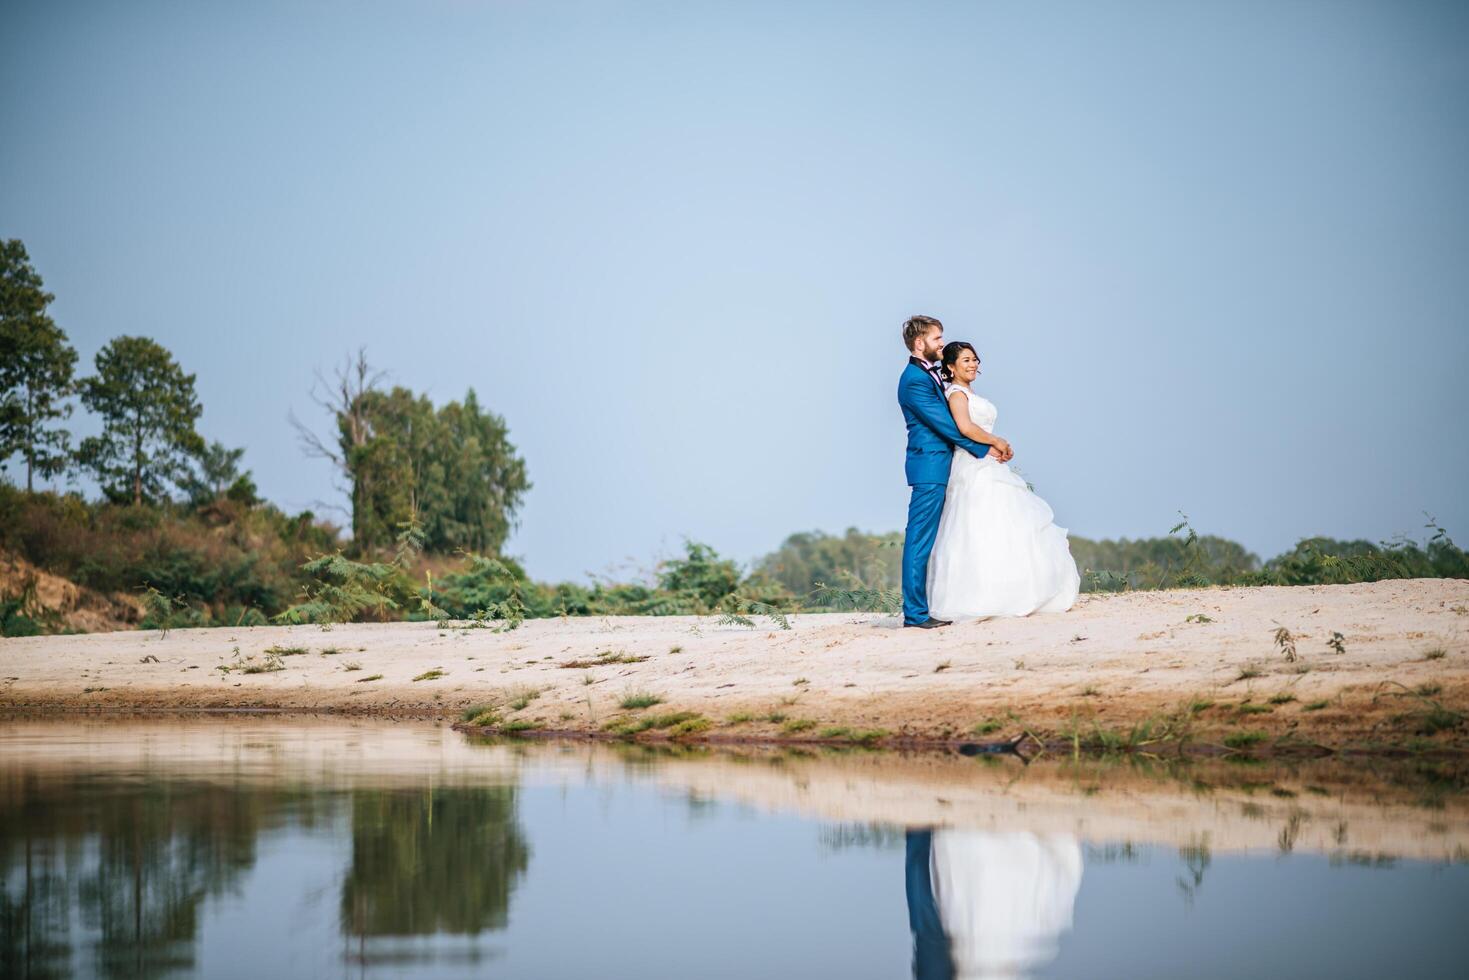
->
<box><xmin>946</xmin><ymin>385</ymin><xmax>997</xmax><ymax>432</ymax></box>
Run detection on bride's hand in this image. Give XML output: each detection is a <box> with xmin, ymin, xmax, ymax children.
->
<box><xmin>992</xmin><ymin>437</ymin><xmax>1012</xmax><ymax>459</ymax></box>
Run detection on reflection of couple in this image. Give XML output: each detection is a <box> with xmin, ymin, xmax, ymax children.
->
<box><xmin>897</xmin><ymin>315</ymin><xmax>1081</xmax><ymax>628</ymax></box>
<box><xmin>905</xmin><ymin>829</ymin><xmax>1083</xmax><ymax>980</ymax></box>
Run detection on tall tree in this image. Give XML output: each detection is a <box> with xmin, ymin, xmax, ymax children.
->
<box><xmin>294</xmin><ymin>351</ymin><xmax>529</xmax><ymax>555</ymax></box>
<box><xmin>291</xmin><ymin>348</ymin><xmax>386</xmax><ymax>549</ymax></box>
<box><xmin>0</xmin><ymin>239</ymin><xmax>77</xmax><ymax>490</ymax></box>
<box><xmin>77</xmin><ymin>337</ymin><xmax>204</xmax><ymax>505</ymax></box>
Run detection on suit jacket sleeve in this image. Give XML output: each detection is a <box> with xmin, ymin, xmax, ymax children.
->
<box><xmin>903</xmin><ymin>375</ymin><xmax>990</xmax><ymax>460</ymax></box>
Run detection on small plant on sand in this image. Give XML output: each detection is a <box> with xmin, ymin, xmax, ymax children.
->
<box><xmin>1303</xmin><ymin>699</ymin><xmax>1330</xmax><ymax>711</ymax></box>
<box><xmin>141</xmin><ymin>587</ymin><xmax>196</xmax><ymax>637</ymax></box>
<box><xmin>725</xmin><ymin>712</ymin><xmax>756</xmax><ymax>724</ymax></box>
<box><xmin>1273</xmin><ymin>626</ymin><xmax>1298</xmax><ymax>663</ymax></box>
<box><xmin>669</xmin><ymin>645</ymin><xmax>684</xmax><ymax>655</ymax></box>
<box><xmin>766</xmin><ymin>712</ymin><xmax>788</xmax><ymax>724</ymax></box>
<box><xmin>972</xmin><ymin>719</ymin><xmax>1003</xmax><ymax>736</ymax></box>
<box><xmin>934</xmin><ymin>661</ymin><xmax>951</xmax><ymax>673</ymax></box>
<box><xmin>560</xmin><ymin>650</ymin><xmax>649</xmax><ymax>668</ymax></box>
<box><xmin>506</xmin><ymin>685</ymin><xmax>542</xmax><ymax>710</ymax></box>
<box><xmin>1372</xmin><ymin>680</ymin><xmax>1466</xmax><ymax>737</ymax></box>
<box><xmin>1078</xmin><ymin>685</ymin><xmax>1101</xmax><ymax>697</ymax></box>
<box><xmin>240</xmin><ymin>652</ymin><xmax>285</xmax><ymax>675</ymax></box>
<box><xmin>412</xmin><ymin>668</ymin><xmax>446</xmax><ymax>682</ymax></box>
<box><xmin>670</xmin><ymin>716</ymin><xmax>711</xmax><ymax>736</ymax></box>
<box><xmin>619</xmin><ymin>690</ymin><xmax>663</xmax><ymax>710</ymax></box>
<box><xmin>1185</xmin><ymin>613</ymin><xmax>1214</xmax><ymax>624</ymax></box>
<box><xmin>320</xmin><ymin>647</ymin><xmax>342</xmax><ymax>655</ymax></box>
<box><xmin>716</xmin><ymin>593</ymin><xmax>792</xmax><ymax>631</ymax></box>
<box><xmin>604</xmin><ymin>711</ymin><xmax>706</xmax><ymax>737</ymax></box>
<box><xmin>265</xmin><ymin>644</ymin><xmax>309</xmax><ymax>656</ymax></box>
<box><xmin>1423</xmin><ymin>648</ymin><xmax>1447</xmax><ymax>661</ymax></box>
<box><xmin>1326</xmin><ymin>632</ymin><xmax>1347</xmax><ymax>655</ymax></box>
<box><xmin>1268</xmin><ymin>693</ymin><xmax>1297</xmax><ymax>705</ymax></box>
<box><xmin>342</xmin><ymin>661</ymin><xmax>362</xmax><ymax>671</ymax></box>
<box><xmin>808</xmin><ymin>573</ymin><xmax>902</xmax><ymax>615</ymax></box>
<box><xmin>793</xmin><ymin>677</ymin><xmax>809</xmax><ymax>687</ymax></box>
<box><xmin>782</xmin><ymin>718</ymin><xmax>817</xmax><ymax>734</ymax></box>
<box><xmin>1234</xmin><ymin>664</ymin><xmax>1264</xmax><ymax>682</ymax></box>
<box><xmin>503</xmin><ymin>719</ymin><xmax>541</xmax><ymax>733</ymax></box>
<box><xmin>1237</xmin><ymin>703</ymin><xmax>1273</xmax><ymax>715</ymax></box>
<box><xmin>1188</xmin><ymin>699</ymin><xmax>1215</xmax><ymax>714</ymax></box>
<box><xmin>818</xmin><ymin>727</ymin><xmax>889</xmax><ymax>745</ymax></box>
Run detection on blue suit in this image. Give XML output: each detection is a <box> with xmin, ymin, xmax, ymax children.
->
<box><xmin>898</xmin><ymin>360</ymin><xmax>989</xmax><ymax>625</ymax></box>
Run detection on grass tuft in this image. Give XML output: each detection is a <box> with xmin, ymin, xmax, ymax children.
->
<box><xmin>560</xmin><ymin>650</ymin><xmax>650</xmax><ymax>669</ymax></box>
<box><xmin>1224</xmin><ymin>731</ymin><xmax>1268</xmax><ymax>749</ymax></box>
<box><xmin>618</xmin><ymin>690</ymin><xmax>664</xmax><ymax>710</ymax></box>
<box><xmin>507</xmin><ymin>685</ymin><xmax>542</xmax><ymax>711</ymax></box>
<box><xmin>411</xmin><ymin>668</ymin><xmax>446</xmax><ymax>682</ymax></box>
<box><xmin>356</xmin><ymin>673</ymin><xmax>382</xmax><ymax>683</ymax></box>
<box><xmin>782</xmin><ymin>718</ymin><xmax>816</xmax><ymax>734</ymax></box>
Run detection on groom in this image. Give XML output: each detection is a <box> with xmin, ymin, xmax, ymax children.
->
<box><xmin>897</xmin><ymin>315</ymin><xmax>990</xmax><ymax>629</ymax></box>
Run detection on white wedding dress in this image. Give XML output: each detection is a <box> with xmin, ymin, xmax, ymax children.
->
<box><xmin>928</xmin><ymin>386</ymin><xmax>1081</xmax><ymax>619</ymax></box>
<box><xmin>931</xmin><ymin>831</ymin><xmax>1084</xmax><ymax>979</ymax></box>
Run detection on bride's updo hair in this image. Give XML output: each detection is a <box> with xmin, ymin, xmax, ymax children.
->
<box><xmin>939</xmin><ymin>341</ymin><xmax>977</xmax><ymax>382</ymax></box>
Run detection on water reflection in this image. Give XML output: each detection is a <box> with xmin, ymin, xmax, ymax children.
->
<box><xmin>907</xmin><ymin>831</ymin><xmax>1082</xmax><ymax>980</ymax></box>
<box><xmin>1</xmin><ymin>718</ymin><xmax>1467</xmax><ymax>979</ymax></box>
<box><xmin>1</xmin><ymin>778</ymin><xmax>529</xmax><ymax>977</ymax></box>
<box><xmin>341</xmin><ymin>787</ymin><xmax>529</xmax><ymax>942</ymax></box>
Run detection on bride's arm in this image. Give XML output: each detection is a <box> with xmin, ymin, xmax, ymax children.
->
<box><xmin>946</xmin><ymin>391</ymin><xmax>1007</xmax><ymax>449</ymax></box>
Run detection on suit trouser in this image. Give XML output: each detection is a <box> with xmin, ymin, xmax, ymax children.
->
<box><xmin>905</xmin><ymin>830</ymin><xmax>956</xmax><ymax>980</ymax></box>
<box><xmin>901</xmin><ymin>482</ymin><xmax>946</xmax><ymax>625</ymax></box>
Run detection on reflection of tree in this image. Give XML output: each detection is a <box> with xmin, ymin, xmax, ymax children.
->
<box><xmin>0</xmin><ymin>838</ymin><xmax>72</xmax><ymax>979</ymax></box>
<box><xmin>340</xmin><ymin>787</ymin><xmax>529</xmax><ymax>938</ymax></box>
<box><xmin>1176</xmin><ymin>834</ymin><xmax>1212</xmax><ymax>908</ymax></box>
<box><xmin>1</xmin><ymin>776</ymin><xmax>287</xmax><ymax>979</ymax></box>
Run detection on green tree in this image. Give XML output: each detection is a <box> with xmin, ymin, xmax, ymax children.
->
<box><xmin>0</xmin><ymin>240</ymin><xmax>77</xmax><ymax>490</ymax></box>
<box><xmin>294</xmin><ymin>351</ymin><xmax>529</xmax><ymax>555</ymax></box>
<box><xmin>177</xmin><ymin>440</ymin><xmax>255</xmax><ymax>507</ymax></box>
<box><xmin>657</xmin><ymin>540</ymin><xmax>742</xmax><ymax>609</ymax></box>
<box><xmin>755</xmin><ymin>528</ymin><xmax>903</xmax><ymax>596</ymax></box>
<box><xmin>76</xmin><ymin>337</ymin><xmax>204</xmax><ymax>505</ymax></box>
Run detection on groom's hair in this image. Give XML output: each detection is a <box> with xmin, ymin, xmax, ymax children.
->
<box><xmin>902</xmin><ymin>314</ymin><xmax>943</xmax><ymax>352</ymax></box>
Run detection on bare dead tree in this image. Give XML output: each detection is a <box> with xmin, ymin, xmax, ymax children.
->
<box><xmin>288</xmin><ymin>348</ymin><xmax>386</xmax><ymax>549</ymax></box>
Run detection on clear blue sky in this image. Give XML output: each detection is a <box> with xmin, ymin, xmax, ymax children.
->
<box><xmin>4</xmin><ymin>0</ymin><xmax>1466</xmax><ymax>582</ymax></box>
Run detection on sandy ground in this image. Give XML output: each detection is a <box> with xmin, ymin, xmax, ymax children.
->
<box><xmin>2</xmin><ymin>716</ymin><xmax>1465</xmax><ymax>861</ymax></box>
<box><xmin>2</xmin><ymin>579</ymin><xmax>1466</xmax><ymax>751</ymax></box>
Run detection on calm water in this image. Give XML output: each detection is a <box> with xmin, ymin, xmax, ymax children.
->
<box><xmin>2</xmin><ymin>718</ymin><xmax>1467</xmax><ymax>979</ymax></box>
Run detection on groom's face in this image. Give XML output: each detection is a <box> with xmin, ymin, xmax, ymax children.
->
<box><xmin>916</xmin><ymin>326</ymin><xmax>944</xmax><ymax>362</ymax></box>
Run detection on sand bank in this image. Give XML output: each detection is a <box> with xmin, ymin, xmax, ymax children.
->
<box><xmin>3</xmin><ymin>579</ymin><xmax>1465</xmax><ymax>751</ymax></box>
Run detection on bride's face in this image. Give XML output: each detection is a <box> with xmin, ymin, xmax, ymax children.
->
<box><xmin>952</xmin><ymin>349</ymin><xmax>980</xmax><ymax>383</ymax></box>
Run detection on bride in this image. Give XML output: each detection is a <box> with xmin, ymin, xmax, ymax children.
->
<box><xmin>927</xmin><ymin>342</ymin><xmax>1080</xmax><ymax>620</ymax></box>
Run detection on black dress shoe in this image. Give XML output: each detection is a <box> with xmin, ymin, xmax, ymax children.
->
<box><xmin>903</xmin><ymin>618</ymin><xmax>951</xmax><ymax>629</ymax></box>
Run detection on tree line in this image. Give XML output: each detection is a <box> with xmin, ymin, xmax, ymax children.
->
<box><xmin>3</xmin><ymin>236</ymin><xmax>1464</xmax><ymax>636</ymax></box>
<box><xmin>0</xmin><ymin>238</ymin><xmax>527</xmax><ymax>555</ymax></box>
